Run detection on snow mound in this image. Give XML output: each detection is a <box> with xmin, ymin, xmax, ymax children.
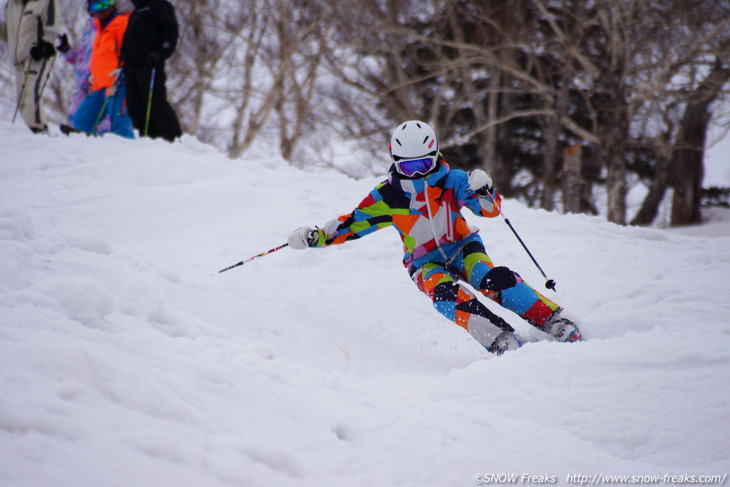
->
<box><xmin>1</xmin><ymin>121</ymin><xmax>729</xmax><ymax>486</ymax></box>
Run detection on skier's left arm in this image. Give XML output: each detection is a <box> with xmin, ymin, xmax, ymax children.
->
<box><xmin>25</xmin><ymin>0</ymin><xmax>64</xmax><ymax>60</ymax></box>
<box><xmin>156</xmin><ymin>1</ymin><xmax>179</xmax><ymax>61</ymax></box>
<box><xmin>462</xmin><ymin>169</ymin><xmax>502</xmax><ymax>218</ymax></box>
<box><xmin>41</xmin><ymin>0</ymin><xmax>64</xmax><ymax>45</ymax></box>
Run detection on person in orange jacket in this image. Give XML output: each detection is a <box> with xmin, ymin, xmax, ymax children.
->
<box><xmin>72</xmin><ymin>0</ymin><xmax>134</xmax><ymax>139</ymax></box>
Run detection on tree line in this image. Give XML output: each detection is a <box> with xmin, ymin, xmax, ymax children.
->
<box><xmin>2</xmin><ymin>0</ymin><xmax>728</xmax><ymax>226</ymax></box>
<box><xmin>322</xmin><ymin>0</ymin><xmax>730</xmax><ymax>226</ymax></box>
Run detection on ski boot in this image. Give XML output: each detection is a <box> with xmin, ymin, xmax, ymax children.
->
<box><xmin>60</xmin><ymin>124</ymin><xmax>81</xmax><ymax>136</ymax></box>
<box><xmin>488</xmin><ymin>331</ymin><xmax>522</xmax><ymax>355</ymax></box>
<box><xmin>545</xmin><ymin>311</ymin><xmax>583</xmax><ymax>342</ymax></box>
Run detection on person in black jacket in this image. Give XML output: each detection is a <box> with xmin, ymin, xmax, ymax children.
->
<box><xmin>120</xmin><ymin>0</ymin><xmax>182</xmax><ymax>142</ymax></box>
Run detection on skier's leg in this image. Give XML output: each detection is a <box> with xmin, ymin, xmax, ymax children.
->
<box><xmin>13</xmin><ymin>63</ymin><xmax>29</xmax><ymax>122</ymax></box>
<box><xmin>123</xmin><ymin>67</ymin><xmax>145</xmax><ymax>133</ymax></box>
<box><xmin>455</xmin><ymin>236</ymin><xmax>560</xmax><ymax>331</ymax></box>
<box><xmin>107</xmin><ymin>85</ymin><xmax>135</xmax><ymax>139</ymax></box>
<box><xmin>72</xmin><ymin>89</ymin><xmax>106</xmax><ymax>134</ymax></box>
<box><xmin>149</xmin><ymin>68</ymin><xmax>182</xmax><ymax>141</ymax></box>
<box><xmin>16</xmin><ymin>58</ymin><xmax>51</xmax><ymax>132</ymax></box>
<box><xmin>412</xmin><ymin>263</ymin><xmax>518</xmax><ymax>353</ymax></box>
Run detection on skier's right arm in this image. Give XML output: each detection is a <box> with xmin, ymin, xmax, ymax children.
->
<box><xmin>287</xmin><ymin>183</ymin><xmax>395</xmax><ymax>249</ymax></box>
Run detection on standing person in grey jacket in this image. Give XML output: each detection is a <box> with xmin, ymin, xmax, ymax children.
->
<box><xmin>3</xmin><ymin>0</ymin><xmax>66</xmax><ymax>133</ymax></box>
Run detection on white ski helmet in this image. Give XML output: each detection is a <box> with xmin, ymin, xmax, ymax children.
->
<box><xmin>390</xmin><ymin>120</ymin><xmax>439</xmax><ymax>161</ymax></box>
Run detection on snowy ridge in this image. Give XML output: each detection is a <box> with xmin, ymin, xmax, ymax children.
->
<box><xmin>1</xmin><ymin>121</ymin><xmax>729</xmax><ymax>486</ymax></box>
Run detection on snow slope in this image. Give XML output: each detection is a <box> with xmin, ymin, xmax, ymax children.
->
<box><xmin>1</xmin><ymin>121</ymin><xmax>729</xmax><ymax>487</ymax></box>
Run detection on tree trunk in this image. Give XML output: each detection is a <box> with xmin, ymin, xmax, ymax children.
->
<box><xmin>600</xmin><ymin>72</ymin><xmax>629</xmax><ymax>224</ymax></box>
<box><xmin>604</xmin><ymin>123</ymin><xmax>628</xmax><ymax>225</ymax></box>
<box><xmin>540</xmin><ymin>115</ymin><xmax>559</xmax><ymax>211</ymax></box>
<box><xmin>562</xmin><ymin>145</ymin><xmax>582</xmax><ymax>213</ymax></box>
<box><xmin>670</xmin><ymin>103</ymin><xmax>709</xmax><ymax>226</ymax></box>
<box><xmin>482</xmin><ymin>72</ymin><xmax>512</xmax><ymax>194</ymax></box>
<box><xmin>670</xmin><ymin>61</ymin><xmax>730</xmax><ymax>226</ymax></box>
<box><xmin>630</xmin><ymin>151</ymin><xmax>671</xmax><ymax>226</ymax></box>
<box><xmin>541</xmin><ymin>72</ymin><xmax>570</xmax><ymax>211</ymax></box>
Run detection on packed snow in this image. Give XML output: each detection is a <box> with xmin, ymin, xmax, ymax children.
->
<box><xmin>1</xmin><ymin>120</ymin><xmax>729</xmax><ymax>487</ymax></box>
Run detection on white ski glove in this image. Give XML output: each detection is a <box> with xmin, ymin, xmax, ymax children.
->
<box><xmin>287</xmin><ymin>226</ymin><xmax>318</xmax><ymax>249</ymax></box>
<box><xmin>468</xmin><ymin>169</ymin><xmax>493</xmax><ymax>196</ymax></box>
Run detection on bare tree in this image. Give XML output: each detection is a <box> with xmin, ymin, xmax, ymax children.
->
<box><xmin>531</xmin><ymin>0</ymin><xmax>597</xmax><ymax>211</ymax></box>
<box><xmin>167</xmin><ymin>0</ymin><xmax>337</xmax><ymax>162</ymax></box>
<box><xmin>629</xmin><ymin>1</ymin><xmax>730</xmax><ymax>225</ymax></box>
<box><xmin>3</xmin><ymin>0</ymin><xmax>728</xmax><ymax>224</ymax></box>
<box><xmin>671</xmin><ymin>60</ymin><xmax>730</xmax><ymax>225</ymax></box>
<box><xmin>270</xmin><ymin>0</ymin><xmax>331</xmax><ymax>161</ymax></box>
<box><xmin>323</xmin><ymin>0</ymin><xmax>730</xmax><ymax>225</ymax></box>
<box><xmin>170</xmin><ymin>0</ymin><xmax>230</xmax><ymax>135</ymax></box>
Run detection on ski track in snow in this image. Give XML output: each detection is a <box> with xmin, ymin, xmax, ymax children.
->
<box><xmin>1</xmin><ymin>121</ymin><xmax>729</xmax><ymax>486</ymax></box>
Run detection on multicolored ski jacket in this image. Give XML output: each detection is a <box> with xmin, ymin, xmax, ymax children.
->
<box><xmin>314</xmin><ymin>159</ymin><xmax>502</xmax><ymax>272</ymax></box>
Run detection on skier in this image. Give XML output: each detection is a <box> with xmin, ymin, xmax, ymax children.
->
<box><xmin>120</xmin><ymin>0</ymin><xmax>182</xmax><ymax>142</ymax></box>
<box><xmin>60</xmin><ymin>4</ymin><xmax>110</xmax><ymax>135</ymax></box>
<box><xmin>4</xmin><ymin>0</ymin><xmax>65</xmax><ymax>134</ymax></box>
<box><xmin>287</xmin><ymin>120</ymin><xmax>583</xmax><ymax>355</ymax></box>
<box><xmin>71</xmin><ymin>0</ymin><xmax>134</xmax><ymax>138</ymax></box>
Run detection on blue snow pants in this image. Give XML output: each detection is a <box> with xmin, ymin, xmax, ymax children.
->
<box><xmin>72</xmin><ymin>86</ymin><xmax>135</xmax><ymax>139</ymax></box>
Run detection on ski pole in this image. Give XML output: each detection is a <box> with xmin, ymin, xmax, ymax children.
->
<box><xmin>37</xmin><ymin>55</ymin><xmax>56</xmax><ymax>104</ymax></box>
<box><xmin>14</xmin><ymin>55</ymin><xmax>56</xmax><ymax>124</ymax></box>
<box><xmin>91</xmin><ymin>96</ymin><xmax>110</xmax><ymax>135</ymax></box>
<box><xmin>143</xmin><ymin>67</ymin><xmax>156</xmax><ymax>137</ymax></box>
<box><xmin>218</xmin><ymin>243</ymin><xmax>289</xmax><ymax>273</ymax></box>
<box><xmin>95</xmin><ymin>70</ymin><xmax>123</xmax><ymax>135</ymax></box>
<box><xmin>484</xmin><ymin>191</ymin><xmax>557</xmax><ymax>292</ymax></box>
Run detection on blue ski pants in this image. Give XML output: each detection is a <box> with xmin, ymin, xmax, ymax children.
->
<box><xmin>73</xmin><ymin>86</ymin><xmax>135</xmax><ymax>139</ymax></box>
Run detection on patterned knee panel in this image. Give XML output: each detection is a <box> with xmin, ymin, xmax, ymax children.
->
<box><xmin>415</xmin><ymin>260</ymin><xmax>561</xmax><ymax>337</ymax></box>
<box><xmin>414</xmin><ymin>266</ymin><xmax>513</xmax><ymax>347</ymax></box>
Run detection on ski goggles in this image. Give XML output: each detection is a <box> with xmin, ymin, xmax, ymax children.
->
<box><xmin>90</xmin><ymin>0</ymin><xmax>115</xmax><ymax>12</ymax></box>
<box><xmin>394</xmin><ymin>154</ymin><xmax>437</xmax><ymax>177</ymax></box>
